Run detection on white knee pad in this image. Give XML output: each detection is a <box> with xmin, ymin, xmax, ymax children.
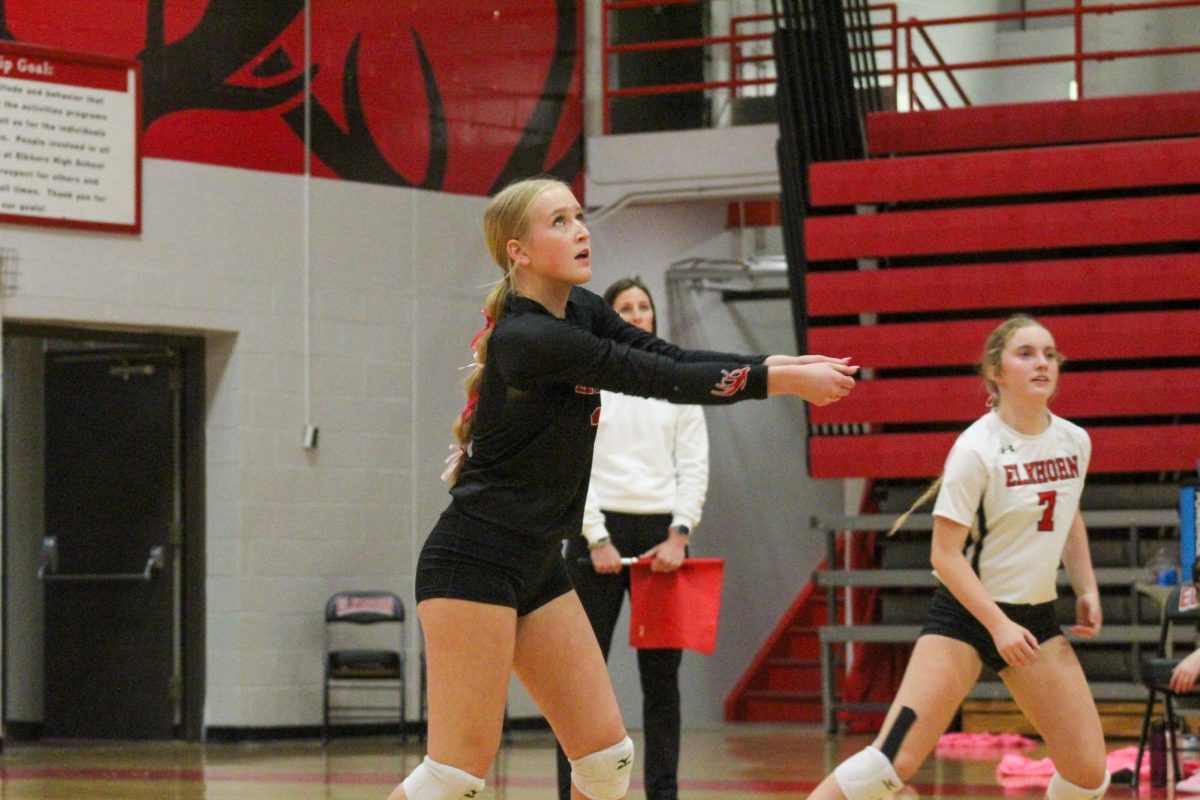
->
<box><xmin>401</xmin><ymin>755</ymin><xmax>485</xmax><ymax>800</ymax></box>
<box><xmin>833</xmin><ymin>746</ymin><xmax>904</xmax><ymax>800</ymax></box>
<box><xmin>1047</xmin><ymin>770</ymin><xmax>1110</xmax><ymax>800</ymax></box>
<box><xmin>569</xmin><ymin>735</ymin><xmax>635</xmax><ymax>800</ymax></box>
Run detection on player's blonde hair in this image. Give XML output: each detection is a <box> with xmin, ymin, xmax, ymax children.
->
<box><xmin>447</xmin><ymin>177</ymin><xmax>569</xmax><ymax>484</ymax></box>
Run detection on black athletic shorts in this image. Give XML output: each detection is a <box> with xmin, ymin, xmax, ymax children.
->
<box><xmin>415</xmin><ymin>507</ymin><xmax>574</xmax><ymax>616</ymax></box>
<box><xmin>920</xmin><ymin>585</ymin><xmax>1063</xmax><ymax>673</ymax></box>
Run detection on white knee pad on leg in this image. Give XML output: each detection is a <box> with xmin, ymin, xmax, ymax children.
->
<box><xmin>1047</xmin><ymin>770</ymin><xmax>1110</xmax><ymax>800</ymax></box>
<box><xmin>401</xmin><ymin>755</ymin><xmax>486</xmax><ymax>800</ymax></box>
<box><xmin>833</xmin><ymin>746</ymin><xmax>903</xmax><ymax>800</ymax></box>
<box><xmin>569</xmin><ymin>735</ymin><xmax>635</xmax><ymax>800</ymax></box>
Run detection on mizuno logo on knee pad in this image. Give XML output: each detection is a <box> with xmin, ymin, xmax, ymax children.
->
<box><xmin>833</xmin><ymin>746</ymin><xmax>904</xmax><ymax>800</ymax></box>
<box><xmin>570</xmin><ymin>735</ymin><xmax>636</xmax><ymax>800</ymax></box>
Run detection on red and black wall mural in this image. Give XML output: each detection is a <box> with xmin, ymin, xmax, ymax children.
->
<box><xmin>0</xmin><ymin>0</ymin><xmax>583</xmax><ymax>197</ymax></box>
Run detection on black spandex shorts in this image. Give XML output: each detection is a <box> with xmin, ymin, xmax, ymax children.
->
<box><xmin>415</xmin><ymin>507</ymin><xmax>574</xmax><ymax>616</ymax></box>
<box><xmin>920</xmin><ymin>585</ymin><xmax>1063</xmax><ymax>673</ymax></box>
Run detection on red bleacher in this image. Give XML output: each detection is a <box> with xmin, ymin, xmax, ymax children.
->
<box><xmin>865</xmin><ymin>90</ymin><xmax>1200</xmax><ymax>154</ymax></box>
<box><xmin>812</xmin><ymin>369</ymin><xmax>1200</xmax><ymax>426</ymax></box>
<box><xmin>806</xmin><ymin>194</ymin><xmax>1200</xmax><ymax>260</ymax></box>
<box><xmin>808</xmin><ymin>310</ymin><xmax>1200</xmax><ymax>369</ymax></box>
<box><xmin>811</xmin><ymin>137</ymin><xmax>1200</xmax><ymax>206</ymax></box>
<box><xmin>806</xmin><ymin>254</ymin><xmax>1200</xmax><ymax>315</ymax></box>
<box><xmin>803</xmin><ymin>91</ymin><xmax>1200</xmax><ymax>480</ymax></box>
<box><xmin>727</xmin><ymin>90</ymin><xmax>1200</xmax><ymax>726</ymax></box>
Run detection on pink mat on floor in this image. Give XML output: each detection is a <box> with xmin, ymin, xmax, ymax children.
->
<box><xmin>935</xmin><ymin>732</ymin><xmax>1038</xmax><ymax>762</ymax></box>
<box><xmin>995</xmin><ymin>745</ymin><xmax>1200</xmax><ymax>788</ymax></box>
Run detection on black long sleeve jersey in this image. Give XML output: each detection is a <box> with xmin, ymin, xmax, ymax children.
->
<box><xmin>448</xmin><ymin>286</ymin><xmax>769</xmax><ymax>543</ymax></box>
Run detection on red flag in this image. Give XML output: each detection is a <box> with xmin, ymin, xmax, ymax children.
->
<box><xmin>628</xmin><ymin>558</ymin><xmax>725</xmax><ymax>655</ymax></box>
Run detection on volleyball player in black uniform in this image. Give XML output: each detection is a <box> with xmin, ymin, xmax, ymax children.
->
<box><xmin>385</xmin><ymin>177</ymin><xmax>858</xmax><ymax>800</ymax></box>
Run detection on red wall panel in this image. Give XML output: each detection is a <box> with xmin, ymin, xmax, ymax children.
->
<box><xmin>3</xmin><ymin>0</ymin><xmax>583</xmax><ymax>197</ymax></box>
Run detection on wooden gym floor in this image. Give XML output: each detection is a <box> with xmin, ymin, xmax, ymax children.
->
<box><xmin>0</xmin><ymin>725</ymin><xmax>1125</xmax><ymax>799</ymax></box>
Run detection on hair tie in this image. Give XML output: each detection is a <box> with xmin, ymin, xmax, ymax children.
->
<box><xmin>459</xmin><ymin>391</ymin><xmax>479</xmax><ymax>424</ymax></box>
<box><xmin>440</xmin><ymin>443</ymin><xmax>468</xmax><ymax>484</ymax></box>
<box><xmin>469</xmin><ymin>309</ymin><xmax>495</xmax><ymax>352</ymax></box>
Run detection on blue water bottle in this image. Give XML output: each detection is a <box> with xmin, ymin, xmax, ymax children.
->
<box><xmin>1183</xmin><ymin>480</ymin><xmax>1198</xmax><ymax>584</ymax></box>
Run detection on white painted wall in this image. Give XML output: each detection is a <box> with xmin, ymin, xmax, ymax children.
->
<box><xmin>1083</xmin><ymin>8</ymin><xmax>1200</xmax><ymax>98</ymax></box>
<box><xmin>585</xmin><ymin>124</ymin><xmax>781</xmax><ymax>212</ymax></box>
<box><xmin>890</xmin><ymin>0</ymin><xmax>1003</xmax><ymax>110</ymax></box>
<box><xmin>987</xmin><ymin>27</ymin><xmax>1076</xmax><ymax>105</ymax></box>
<box><xmin>0</xmin><ymin>159</ymin><xmax>489</xmax><ymax>728</ymax></box>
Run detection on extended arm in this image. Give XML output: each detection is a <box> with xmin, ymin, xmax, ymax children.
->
<box><xmin>494</xmin><ymin>313</ymin><xmax>857</xmax><ymax>406</ymax></box>
<box><xmin>765</xmin><ymin>360</ymin><xmax>857</xmax><ymax>405</ymax></box>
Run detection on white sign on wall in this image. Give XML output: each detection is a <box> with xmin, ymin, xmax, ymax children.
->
<box><xmin>0</xmin><ymin>43</ymin><xmax>140</xmax><ymax>233</ymax></box>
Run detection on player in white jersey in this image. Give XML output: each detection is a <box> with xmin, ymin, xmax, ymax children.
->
<box><xmin>807</xmin><ymin>316</ymin><xmax>1110</xmax><ymax>800</ymax></box>
<box><xmin>935</xmin><ymin>409</ymin><xmax>1090</xmax><ymax>605</ymax></box>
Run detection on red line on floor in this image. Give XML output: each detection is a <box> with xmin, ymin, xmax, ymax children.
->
<box><xmin>0</xmin><ymin>764</ymin><xmax>1047</xmax><ymax>795</ymax></box>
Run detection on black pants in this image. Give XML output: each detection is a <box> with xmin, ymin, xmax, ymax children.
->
<box><xmin>556</xmin><ymin>511</ymin><xmax>683</xmax><ymax>800</ymax></box>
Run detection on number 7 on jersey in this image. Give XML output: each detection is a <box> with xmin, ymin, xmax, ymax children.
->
<box><xmin>1037</xmin><ymin>490</ymin><xmax>1057</xmax><ymax>532</ymax></box>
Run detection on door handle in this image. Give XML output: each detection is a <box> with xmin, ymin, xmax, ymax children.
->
<box><xmin>38</xmin><ymin>537</ymin><xmax>165</xmax><ymax>583</ymax></box>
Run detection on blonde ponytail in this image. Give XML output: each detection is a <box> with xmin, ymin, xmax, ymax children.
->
<box><xmin>445</xmin><ymin>281</ymin><xmax>510</xmax><ymax>483</ymax></box>
<box><xmin>443</xmin><ymin>176</ymin><xmax>568</xmax><ymax>484</ymax></box>
<box><xmin>888</xmin><ymin>477</ymin><xmax>942</xmax><ymax>536</ymax></box>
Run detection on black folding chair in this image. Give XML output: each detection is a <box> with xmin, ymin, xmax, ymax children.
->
<box><xmin>1134</xmin><ymin>586</ymin><xmax>1200</xmax><ymax>788</ymax></box>
<box><xmin>322</xmin><ymin>590</ymin><xmax>406</xmax><ymax>744</ymax></box>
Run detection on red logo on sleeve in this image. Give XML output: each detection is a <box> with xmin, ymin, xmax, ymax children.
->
<box><xmin>590</xmin><ymin>407</ymin><xmax>602</xmax><ymax>426</ymax></box>
<box><xmin>575</xmin><ymin>386</ymin><xmax>599</xmax><ymax>395</ymax></box>
<box><xmin>711</xmin><ymin>366</ymin><xmax>750</xmax><ymax>397</ymax></box>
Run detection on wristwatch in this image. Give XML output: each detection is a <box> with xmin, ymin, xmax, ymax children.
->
<box><xmin>670</xmin><ymin>524</ymin><xmax>690</xmax><ymax>537</ymax></box>
<box><xmin>588</xmin><ymin>536</ymin><xmax>611</xmax><ymax>551</ymax></box>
